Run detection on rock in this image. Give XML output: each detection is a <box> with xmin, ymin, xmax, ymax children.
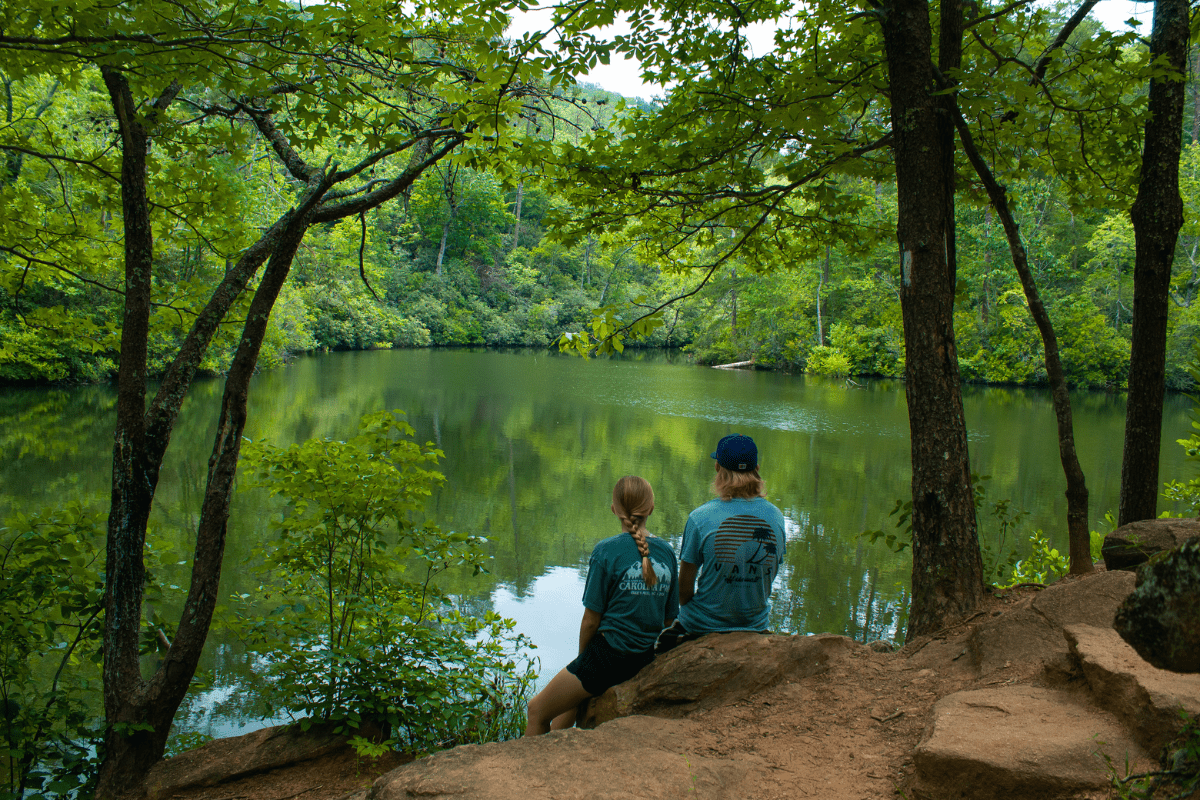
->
<box><xmin>967</xmin><ymin>606</ymin><xmax>1065</xmax><ymax>677</ymax></box>
<box><xmin>370</xmin><ymin>716</ymin><xmax>749</xmax><ymax>800</ymax></box>
<box><xmin>1065</xmin><ymin>623</ymin><xmax>1200</xmax><ymax>753</ymax></box>
<box><xmin>1031</xmin><ymin>569</ymin><xmax>1136</xmax><ymax>628</ymax></box>
<box><xmin>584</xmin><ymin>632</ymin><xmax>858</xmax><ymax>726</ymax></box>
<box><xmin>1102</xmin><ymin>517</ymin><xmax>1200</xmax><ymax>571</ymax></box>
<box><xmin>1114</xmin><ymin>537</ymin><xmax>1200</xmax><ymax>672</ymax></box>
<box><xmin>911</xmin><ymin>686</ymin><xmax>1150</xmax><ymax>800</ymax></box>
<box><xmin>144</xmin><ymin>720</ymin><xmax>371</xmax><ymax>799</ymax></box>
<box><xmin>961</xmin><ymin>571</ymin><xmax>1134</xmax><ymax>679</ymax></box>
<box><xmin>867</xmin><ymin>639</ymin><xmax>896</xmax><ymax>653</ymax></box>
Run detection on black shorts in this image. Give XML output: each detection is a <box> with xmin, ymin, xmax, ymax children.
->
<box><xmin>653</xmin><ymin>619</ymin><xmax>704</xmax><ymax>655</ymax></box>
<box><xmin>566</xmin><ymin>632</ymin><xmax>655</xmax><ymax>696</ymax></box>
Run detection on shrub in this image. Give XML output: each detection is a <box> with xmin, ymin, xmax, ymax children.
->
<box><xmin>805</xmin><ymin>345</ymin><xmax>852</xmax><ymax>378</ymax></box>
<box><xmin>1</xmin><ymin>505</ymin><xmax>106</xmax><ymax>799</ymax></box>
<box><xmin>234</xmin><ymin>411</ymin><xmax>531</xmax><ymax>752</ymax></box>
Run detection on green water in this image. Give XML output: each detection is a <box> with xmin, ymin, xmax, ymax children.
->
<box><xmin>0</xmin><ymin>348</ymin><xmax>1193</xmax><ymax>738</ymax></box>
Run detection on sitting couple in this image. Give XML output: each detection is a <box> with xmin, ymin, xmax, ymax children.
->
<box><xmin>525</xmin><ymin>433</ymin><xmax>787</xmax><ymax>736</ymax></box>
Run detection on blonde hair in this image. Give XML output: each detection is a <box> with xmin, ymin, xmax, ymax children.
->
<box><xmin>613</xmin><ymin>476</ymin><xmax>657</xmax><ymax>587</ymax></box>
<box><xmin>712</xmin><ymin>465</ymin><xmax>766</xmax><ymax>501</ymax></box>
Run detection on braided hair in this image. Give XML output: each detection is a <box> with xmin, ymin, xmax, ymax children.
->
<box><xmin>612</xmin><ymin>476</ymin><xmax>657</xmax><ymax>587</ymax></box>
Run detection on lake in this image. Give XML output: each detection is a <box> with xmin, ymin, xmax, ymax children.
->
<box><xmin>0</xmin><ymin>347</ymin><xmax>1193</xmax><ymax>739</ymax></box>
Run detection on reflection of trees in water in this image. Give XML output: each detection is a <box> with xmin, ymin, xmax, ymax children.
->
<box><xmin>7</xmin><ymin>349</ymin><xmax>1192</xmax><ymax>645</ymax></box>
<box><xmin>768</xmin><ymin>511</ymin><xmax>909</xmax><ymax>642</ymax></box>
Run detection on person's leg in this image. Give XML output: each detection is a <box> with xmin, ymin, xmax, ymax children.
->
<box><xmin>549</xmin><ymin>702</ymin><xmax>579</xmax><ymax>731</ymax></box>
<box><xmin>525</xmin><ymin>667</ymin><xmax>591</xmax><ymax>736</ymax></box>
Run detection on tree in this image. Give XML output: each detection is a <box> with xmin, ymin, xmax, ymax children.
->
<box><xmin>877</xmin><ymin>0</ymin><xmax>985</xmax><ymax>636</ymax></box>
<box><xmin>1120</xmin><ymin>0</ymin><xmax>1191</xmax><ymax>525</ymax></box>
<box><xmin>0</xmin><ymin>0</ymin><xmax>555</xmax><ymax>792</ymax></box>
<box><xmin>942</xmin><ymin>0</ymin><xmax>1116</xmax><ymax>574</ymax></box>
<box><xmin>548</xmin><ymin>0</ymin><xmax>1162</xmax><ymax>631</ymax></box>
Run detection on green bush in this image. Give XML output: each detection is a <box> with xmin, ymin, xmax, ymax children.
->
<box><xmin>805</xmin><ymin>345</ymin><xmax>852</xmax><ymax>378</ymax></box>
<box><xmin>1163</xmin><ymin>342</ymin><xmax>1200</xmax><ymax>514</ymax></box>
<box><xmin>234</xmin><ymin>411</ymin><xmax>531</xmax><ymax>752</ymax></box>
<box><xmin>0</xmin><ymin>504</ymin><xmax>106</xmax><ymax>799</ymax></box>
<box><xmin>828</xmin><ymin>323</ymin><xmax>902</xmax><ymax>376</ymax></box>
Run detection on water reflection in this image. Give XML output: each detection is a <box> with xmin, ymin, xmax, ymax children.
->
<box><xmin>0</xmin><ymin>348</ymin><xmax>1193</xmax><ymax>736</ymax></box>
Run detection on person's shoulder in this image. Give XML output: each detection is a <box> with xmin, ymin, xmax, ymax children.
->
<box><xmin>647</xmin><ymin>535</ymin><xmax>676</xmax><ymax>556</ymax></box>
<box><xmin>689</xmin><ymin>497</ymin><xmax>726</xmax><ymax>516</ymax></box>
<box><xmin>751</xmin><ymin>497</ymin><xmax>786</xmax><ymax>522</ymax></box>
<box><xmin>591</xmin><ymin>533</ymin><xmax>629</xmax><ymax>555</ymax></box>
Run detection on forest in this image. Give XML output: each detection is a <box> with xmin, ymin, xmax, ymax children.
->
<box><xmin>2</xmin><ymin>0</ymin><xmax>1199</xmax><ymax>796</ymax></box>
<box><xmin>3</xmin><ymin>25</ymin><xmax>1199</xmax><ymax>391</ymax></box>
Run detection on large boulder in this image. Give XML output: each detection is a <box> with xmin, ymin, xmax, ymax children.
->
<box><xmin>1114</xmin><ymin>537</ymin><xmax>1200</xmax><ymax>673</ymax></box>
<box><xmin>966</xmin><ymin>570</ymin><xmax>1135</xmax><ymax>678</ymax></box>
<box><xmin>1065</xmin><ymin>624</ymin><xmax>1200</xmax><ymax>753</ymax></box>
<box><xmin>911</xmin><ymin>686</ymin><xmax>1150</xmax><ymax>800</ymax></box>
<box><xmin>143</xmin><ymin>720</ymin><xmax>371</xmax><ymax>799</ymax></box>
<box><xmin>370</xmin><ymin>716</ymin><xmax>749</xmax><ymax>800</ymax></box>
<box><xmin>584</xmin><ymin>632</ymin><xmax>858</xmax><ymax>726</ymax></box>
<box><xmin>1102</xmin><ymin>517</ymin><xmax>1200</xmax><ymax>571</ymax></box>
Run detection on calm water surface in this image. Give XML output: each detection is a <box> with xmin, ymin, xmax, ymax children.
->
<box><xmin>0</xmin><ymin>348</ymin><xmax>1193</xmax><ymax>738</ymax></box>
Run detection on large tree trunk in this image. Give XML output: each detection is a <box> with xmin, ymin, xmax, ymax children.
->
<box><xmin>881</xmin><ymin>0</ymin><xmax>983</xmax><ymax>640</ymax></box>
<box><xmin>95</xmin><ymin>164</ymin><xmax>329</xmax><ymax>798</ymax></box>
<box><xmin>97</xmin><ymin>66</ymin><xmax>174</xmax><ymax>797</ymax></box>
<box><xmin>1121</xmin><ymin>0</ymin><xmax>1189</xmax><ymax>525</ymax></box>
<box><xmin>90</xmin><ymin>52</ymin><xmax>468</xmax><ymax>796</ymax></box>
<box><xmin>952</xmin><ymin>107</ymin><xmax>1093</xmax><ymax>575</ymax></box>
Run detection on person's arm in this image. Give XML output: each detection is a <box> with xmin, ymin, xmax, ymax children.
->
<box><xmin>578</xmin><ymin>607</ymin><xmax>602</xmax><ymax>654</ymax></box>
<box><xmin>678</xmin><ymin>561</ymin><xmax>699</xmax><ymax>606</ymax></box>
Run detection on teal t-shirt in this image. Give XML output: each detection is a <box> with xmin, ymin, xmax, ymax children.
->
<box><xmin>582</xmin><ymin>533</ymin><xmax>679</xmax><ymax>654</ymax></box>
<box><xmin>676</xmin><ymin>497</ymin><xmax>787</xmax><ymax>633</ymax></box>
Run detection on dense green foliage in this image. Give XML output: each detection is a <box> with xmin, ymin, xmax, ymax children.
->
<box><xmin>686</xmin><ymin>162</ymin><xmax>1200</xmax><ymax>389</ymax></box>
<box><xmin>0</xmin><ymin>505</ymin><xmax>105</xmax><ymax>799</ymax></box>
<box><xmin>231</xmin><ymin>411</ymin><xmax>533</xmax><ymax>752</ymax></box>
<box><xmin>0</xmin><ymin>506</ymin><xmax>184</xmax><ymax>797</ymax></box>
<box><xmin>1163</xmin><ymin>344</ymin><xmax>1200</xmax><ymax>513</ymax></box>
<box><xmin>4</xmin><ymin>36</ymin><xmax>1199</xmax><ymax>389</ymax></box>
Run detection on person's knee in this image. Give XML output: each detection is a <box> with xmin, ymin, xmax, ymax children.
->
<box><xmin>526</xmin><ymin>695</ymin><xmax>548</xmax><ymax>725</ymax></box>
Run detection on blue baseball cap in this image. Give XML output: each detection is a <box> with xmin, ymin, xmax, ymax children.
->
<box><xmin>711</xmin><ymin>434</ymin><xmax>758</xmax><ymax>472</ymax></box>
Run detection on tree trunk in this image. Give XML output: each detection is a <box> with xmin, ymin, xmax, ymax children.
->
<box><xmin>510</xmin><ymin>179</ymin><xmax>524</xmax><ymax>251</ymax></box>
<box><xmin>952</xmin><ymin>107</ymin><xmax>1094</xmax><ymax>575</ymax></box>
<box><xmin>435</xmin><ymin>218</ymin><xmax>451</xmax><ymax>276</ymax></box>
<box><xmin>730</xmin><ymin>266</ymin><xmax>738</xmax><ymax>343</ymax></box>
<box><xmin>1192</xmin><ymin>46</ymin><xmax>1199</xmax><ymax>146</ymax></box>
<box><xmin>817</xmin><ymin>244</ymin><xmax>830</xmax><ymax>345</ymax></box>
<box><xmin>881</xmin><ymin>0</ymin><xmax>983</xmax><ymax>640</ymax></box>
<box><xmin>89</xmin><ymin>63</ymin><xmax>466</xmax><ymax>794</ymax></box>
<box><xmin>94</xmin><ymin>159</ymin><xmax>329</xmax><ymax>797</ymax></box>
<box><xmin>583</xmin><ymin>234</ymin><xmax>594</xmax><ymax>288</ymax></box>
<box><xmin>981</xmin><ymin>207</ymin><xmax>992</xmax><ymax>327</ymax></box>
<box><xmin>98</xmin><ymin>65</ymin><xmax>159</xmax><ymax>796</ymax></box>
<box><xmin>1121</xmin><ymin>0</ymin><xmax>1189</xmax><ymax>525</ymax></box>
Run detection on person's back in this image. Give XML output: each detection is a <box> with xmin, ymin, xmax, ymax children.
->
<box><xmin>676</xmin><ymin>494</ymin><xmax>786</xmax><ymax>632</ymax></box>
<box><xmin>658</xmin><ymin>433</ymin><xmax>787</xmax><ymax>651</ymax></box>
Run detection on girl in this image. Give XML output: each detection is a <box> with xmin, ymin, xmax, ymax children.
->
<box><xmin>524</xmin><ymin>476</ymin><xmax>679</xmax><ymax>735</ymax></box>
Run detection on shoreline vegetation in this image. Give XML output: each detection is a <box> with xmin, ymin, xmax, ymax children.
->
<box><xmin>2</xmin><ymin>340</ymin><xmax>1190</xmax><ymax>395</ymax></box>
<box><xmin>2</xmin><ymin>81</ymin><xmax>1197</xmax><ymax>393</ymax></box>
<box><xmin>3</xmin><ymin>341</ymin><xmax>1194</xmax><ymax>395</ymax></box>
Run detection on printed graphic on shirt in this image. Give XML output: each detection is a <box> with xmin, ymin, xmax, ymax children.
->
<box><xmin>619</xmin><ymin>558</ymin><xmax>674</xmax><ymax>595</ymax></box>
<box><xmin>711</xmin><ymin>514</ymin><xmax>779</xmax><ymax>584</ymax></box>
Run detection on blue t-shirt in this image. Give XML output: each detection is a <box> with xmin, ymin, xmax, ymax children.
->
<box><xmin>582</xmin><ymin>533</ymin><xmax>679</xmax><ymax>654</ymax></box>
<box><xmin>676</xmin><ymin>497</ymin><xmax>787</xmax><ymax>633</ymax></box>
